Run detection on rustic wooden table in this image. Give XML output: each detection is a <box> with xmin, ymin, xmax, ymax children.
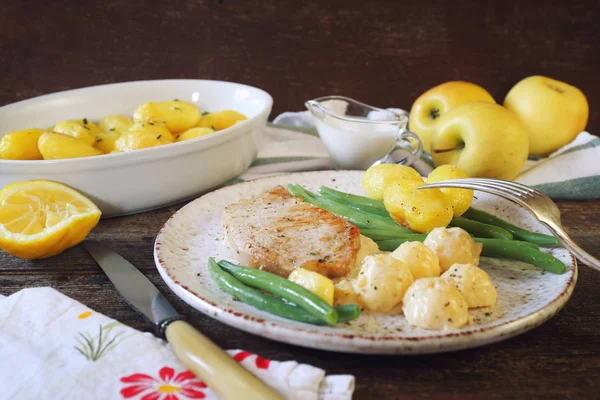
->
<box><xmin>2</xmin><ymin>1</ymin><xmax>599</xmax><ymax>399</ymax></box>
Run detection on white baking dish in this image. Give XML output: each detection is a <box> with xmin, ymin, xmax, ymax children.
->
<box><xmin>0</xmin><ymin>79</ymin><xmax>273</xmax><ymax>217</ymax></box>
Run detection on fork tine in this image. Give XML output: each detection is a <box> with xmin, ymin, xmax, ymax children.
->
<box><xmin>501</xmin><ymin>180</ymin><xmax>546</xmax><ymax>197</ymax></box>
<box><xmin>467</xmin><ymin>179</ymin><xmax>534</xmax><ymax>197</ymax></box>
<box><xmin>419</xmin><ymin>180</ymin><xmax>531</xmax><ymax>209</ymax></box>
<box><xmin>454</xmin><ymin>181</ymin><xmax>529</xmax><ymax>204</ymax></box>
<box><xmin>474</xmin><ymin>178</ymin><xmax>537</xmax><ymax>196</ymax></box>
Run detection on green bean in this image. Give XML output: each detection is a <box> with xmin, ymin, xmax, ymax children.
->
<box><xmin>449</xmin><ymin>217</ymin><xmax>513</xmax><ymax>240</ymax></box>
<box><xmin>318</xmin><ymin>188</ymin><xmax>557</xmax><ymax>245</ymax></box>
<box><xmin>275</xmin><ymin>301</ymin><xmax>359</xmax><ymax>324</ymax></box>
<box><xmin>209</xmin><ymin>259</ymin><xmax>361</xmax><ymax>325</ymax></box>
<box><xmin>335</xmin><ymin>200</ymin><xmax>390</xmax><ymax>218</ymax></box>
<box><xmin>463</xmin><ymin>208</ymin><xmax>559</xmax><ymax>246</ymax></box>
<box><xmin>510</xmin><ymin>240</ymin><xmax>541</xmax><ymax>249</ymax></box>
<box><xmin>374</xmin><ymin>237</ymin><xmax>561</xmax><ymax>273</ymax></box>
<box><xmin>288</xmin><ymin>186</ymin><xmax>564</xmax><ymax>273</ymax></box>
<box><xmin>288</xmin><ymin>185</ymin><xmax>409</xmax><ymax>232</ymax></box>
<box><xmin>334</xmin><ymin>304</ymin><xmax>361</xmax><ymax>323</ymax></box>
<box><xmin>475</xmin><ymin>238</ymin><xmax>565</xmax><ymax>274</ymax></box>
<box><xmin>360</xmin><ymin>229</ymin><xmax>426</xmax><ymax>242</ymax></box>
<box><xmin>208</xmin><ymin>258</ymin><xmax>322</xmax><ymax>323</ymax></box>
<box><xmin>319</xmin><ymin>187</ymin><xmax>388</xmax><ymax>215</ymax></box>
<box><xmin>217</xmin><ymin>259</ymin><xmax>338</xmax><ymax>325</ymax></box>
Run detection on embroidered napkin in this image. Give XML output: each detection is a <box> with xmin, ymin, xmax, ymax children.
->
<box><xmin>0</xmin><ymin>287</ymin><xmax>355</xmax><ymax>400</ymax></box>
<box><xmin>245</xmin><ymin>110</ymin><xmax>600</xmax><ymax>200</ymax></box>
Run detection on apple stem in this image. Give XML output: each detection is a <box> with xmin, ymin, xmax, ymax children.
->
<box><xmin>432</xmin><ymin>144</ymin><xmax>465</xmax><ymax>154</ymax></box>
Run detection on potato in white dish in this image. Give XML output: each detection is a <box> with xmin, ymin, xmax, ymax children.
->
<box><xmin>0</xmin><ymin>129</ymin><xmax>44</xmax><ymax>160</ymax></box>
<box><xmin>133</xmin><ymin>101</ymin><xmax>201</xmax><ymax>133</ymax></box>
<box><xmin>99</xmin><ymin>115</ymin><xmax>133</xmax><ymax>134</ymax></box>
<box><xmin>115</xmin><ymin>123</ymin><xmax>174</xmax><ymax>151</ymax></box>
<box><xmin>52</xmin><ymin>120</ymin><xmax>98</xmax><ymax>146</ymax></box>
<box><xmin>38</xmin><ymin>132</ymin><xmax>102</xmax><ymax>159</ymax></box>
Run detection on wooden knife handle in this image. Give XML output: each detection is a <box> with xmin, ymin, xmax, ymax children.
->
<box><xmin>165</xmin><ymin>320</ymin><xmax>283</xmax><ymax>400</ymax></box>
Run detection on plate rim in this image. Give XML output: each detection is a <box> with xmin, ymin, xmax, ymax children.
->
<box><xmin>154</xmin><ymin>170</ymin><xmax>578</xmax><ymax>354</ymax></box>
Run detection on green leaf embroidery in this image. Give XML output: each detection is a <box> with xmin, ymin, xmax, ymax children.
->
<box><xmin>74</xmin><ymin>322</ymin><xmax>132</xmax><ymax>362</ymax></box>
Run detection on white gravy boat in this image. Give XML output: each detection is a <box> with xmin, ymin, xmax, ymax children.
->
<box><xmin>305</xmin><ymin>96</ymin><xmax>423</xmax><ymax>170</ymax></box>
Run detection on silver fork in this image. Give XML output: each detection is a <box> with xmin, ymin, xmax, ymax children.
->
<box><xmin>418</xmin><ymin>178</ymin><xmax>600</xmax><ymax>272</ymax></box>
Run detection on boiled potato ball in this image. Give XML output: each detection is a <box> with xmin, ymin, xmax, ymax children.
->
<box><xmin>391</xmin><ymin>241</ymin><xmax>441</xmax><ymax>280</ymax></box>
<box><xmin>353</xmin><ymin>253</ymin><xmax>414</xmax><ymax>313</ymax></box>
<box><xmin>424</xmin><ymin>227</ymin><xmax>482</xmax><ymax>272</ymax></box>
<box><xmin>442</xmin><ymin>263</ymin><xmax>497</xmax><ymax>308</ymax></box>
<box><xmin>402</xmin><ymin>277</ymin><xmax>469</xmax><ymax>330</ymax></box>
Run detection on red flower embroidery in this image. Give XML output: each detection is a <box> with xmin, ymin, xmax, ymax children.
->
<box><xmin>120</xmin><ymin>367</ymin><xmax>207</xmax><ymax>400</ymax></box>
<box><xmin>233</xmin><ymin>351</ymin><xmax>271</xmax><ymax>369</ymax></box>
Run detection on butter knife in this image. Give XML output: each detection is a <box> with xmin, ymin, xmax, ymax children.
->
<box><xmin>82</xmin><ymin>240</ymin><xmax>283</xmax><ymax>400</ymax></box>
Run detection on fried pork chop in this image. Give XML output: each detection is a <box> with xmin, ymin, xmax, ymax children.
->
<box><xmin>222</xmin><ymin>185</ymin><xmax>360</xmax><ymax>278</ymax></box>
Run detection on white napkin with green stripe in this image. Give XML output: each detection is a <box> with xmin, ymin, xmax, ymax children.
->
<box><xmin>242</xmin><ymin>112</ymin><xmax>600</xmax><ymax>200</ymax></box>
<box><xmin>517</xmin><ymin>132</ymin><xmax>600</xmax><ymax>199</ymax></box>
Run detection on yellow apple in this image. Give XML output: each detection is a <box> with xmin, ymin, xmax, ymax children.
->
<box><xmin>409</xmin><ymin>81</ymin><xmax>496</xmax><ymax>152</ymax></box>
<box><xmin>504</xmin><ymin>75</ymin><xmax>588</xmax><ymax>156</ymax></box>
<box><xmin>430</xmin><ymin>102</ymin><xmax>529</xmax><ymax>181</ymax></box>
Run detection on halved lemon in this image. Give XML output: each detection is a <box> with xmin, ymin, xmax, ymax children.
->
<box><xmin>0</xmin><ymin>181</ymin><xmax>101</xmax><ymax>259</ymax></box>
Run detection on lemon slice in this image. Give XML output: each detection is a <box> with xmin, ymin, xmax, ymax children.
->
<box><xmin>0</xmin><ymin>181</ymin><xmax>101</xmax><ymax>259</ymax></box>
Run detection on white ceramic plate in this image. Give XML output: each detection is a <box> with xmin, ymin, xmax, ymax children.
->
<box><xmin>154</xmin><ymin>171</ymin><xmax>577</xmax><ymax>354</ymax></box>
<box><xmin>0</xmin><ymin>80</ymin><xmax>272</xmax><ymax>217</ymax></box>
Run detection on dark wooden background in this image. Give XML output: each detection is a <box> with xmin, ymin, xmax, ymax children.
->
<box><xmin>1</xmin><ymin>1</ymin><xmax>599</xmax><ymax>399</ymax></box>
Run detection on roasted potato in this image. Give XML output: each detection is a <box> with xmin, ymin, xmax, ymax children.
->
<box><xmin>362</xmin><ymin>164</ymin><xmax>423</xmax><ymax>200</ymax></box>
<box><xmin>383</xmin><ymin>179</ymin><xmax>453</xmax><ymax>233</ymax></box>
<box><xmin>426</xmin><ymin>165</ymin><xmax>473</xmax><ymax>216</ymax></box>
